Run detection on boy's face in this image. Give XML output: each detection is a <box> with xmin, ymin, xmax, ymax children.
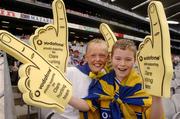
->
<box><xmin>85</xmin><ymin>43</ymin><xmax>108</xmax><ymax>74</ymax></box>
<box><xmin>112</xmin><ymin>48</ymin><xmax>135</xmax><ymax>81</ymax></box>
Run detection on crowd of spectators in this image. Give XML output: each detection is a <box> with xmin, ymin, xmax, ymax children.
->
<box><xmin>68</xmin><ymin>41</ymin><xmax>87</xmax><ymax>67</ymax></box>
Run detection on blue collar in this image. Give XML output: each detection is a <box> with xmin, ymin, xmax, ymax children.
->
<box><xmin>76</xmin><ymin>63</ymin><xmax>91</xmax><ymax>76</ymax></box>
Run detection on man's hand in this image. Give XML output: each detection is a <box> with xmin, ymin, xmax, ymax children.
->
<box><xmin>0</xmin><ymin>30</ymin><xmax>72</xmax><ymax>112</ymax></box>
<box><xmin>30</xmin><ymin>0</ymin><xmax>68</xmax><ymax>73</ymax></box>
<box><xmin>137</xmin><ymin>1</ymin><xmax>173</xmax><ymax>97</ymax></box>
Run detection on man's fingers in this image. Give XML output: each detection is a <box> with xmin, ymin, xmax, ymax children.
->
<box><xmin>148</xmin><ymin>1</ymin><xmax>170</xmax><ymax>48</ymax></box>
<box><xmin>52</xmin><ymin>0</ymin><xmax>68</xmax><ymax>38</ymax></box>
<box><xmin>0</xmin><ymin>30</ymin><xmax>48</xmax><ymax>68</ymax></box>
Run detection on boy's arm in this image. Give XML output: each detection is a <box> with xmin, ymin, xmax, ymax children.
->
<box><xmin>150</xmin><ymin>96</ymin><xmax>164</xmax><ymax>119</ymax></box>
<box><xmin>69</xmin><ymin>96</ymin><xmax>90</xmax><ymax>111</ymax></box>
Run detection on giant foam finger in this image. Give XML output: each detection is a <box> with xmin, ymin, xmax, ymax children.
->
<box><xmin>0</xmin><ymin>30</ymin><xmax>72</xmax><ymax>111</ymax></box>
<box><xmin>149</xmin><ymin>2</ymin><xmax>173</xmax><ymax>96</ymax></box>
<box><xmin>149</xmin><ymin>2</ymin><xmax>170</xmax><ymax>47</ymax></box>
<box><xmin>52</xmin><ymin>0</ymin><xmax>68</xmax><ymax>39</ymax></box>
<box><xmin>30</xmin><ymin>0</ymin><xmax>68</xmax><ymax>72</ymax></box>
<box><xmin>137</xmin><ymin>1</ymin><xmax>173</xmax><ymax>97</ymax></box>
<box><xmin>100</xmin><ymin>23</ymin><xmax>117</xmax><ymax>52</ymax></box>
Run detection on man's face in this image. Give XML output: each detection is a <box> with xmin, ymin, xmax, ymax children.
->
<box><xmin>85</xmin><ymin>43</ymin><xmax>108</xmax><ymax>74</ymax></box>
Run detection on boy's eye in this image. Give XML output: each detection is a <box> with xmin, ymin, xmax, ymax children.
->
<box><xmin>115</xmin><ymin>58</ymin><xmax>121</xmax><ymax>60</ymax></box>
<box><xmin>99</xmin><ymin>54</ymin><xmax>106</xmax><ymax>58</ymax></box>
<box><xmin>90</xmin><ymin>54</ymin><xmax>96</xmax><ymax>58</ymax></box>
<box><xmin>125</xmin><ymin>58</ymin><xmax>133</xmax><ymax>62</ymax></box>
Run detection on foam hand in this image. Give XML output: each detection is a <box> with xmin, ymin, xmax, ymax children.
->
<box><xmin>99</xmin><ymin>23</ymin><xmax>117</xmax><ymax>72</ymax></box>
<box><xmin>0</xmin><ymin>30</ymin><xmax>72</xmax><ymax>112</ymax></box>
<box><xmin>137</xmin><ymin>1</ymin><xmax>173</xmax><ymax>97</ymax></box>
<box><xmin>99</xmin><ymin>23</ymin><xmax>117</xmax><ymax>52</ymax></box>
<box><xmin>30</xmin><ymin>0</ymin><xmax>68</xmax><ymax>73</ymax></box>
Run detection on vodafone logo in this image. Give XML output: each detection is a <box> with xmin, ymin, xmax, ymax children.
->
<box><xmin>102</xmin><ymin>112</ymin><xmax>108</xmax><ymax>119</ymax></box>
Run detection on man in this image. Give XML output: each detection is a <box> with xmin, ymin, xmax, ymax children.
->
<box><xmin>46</xmin><ymin>38</ymin><xmax>109</xmax><ymax>119</ymax></box>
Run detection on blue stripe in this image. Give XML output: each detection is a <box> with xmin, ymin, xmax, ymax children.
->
<box><xmin>119</xmin><ymin>83</ymin><xmax>142</xmax><ymax>97</ymax></box>
<box><xmin>82</xmin><ymin>112</ymin><xmax>88</xmax><ymax>119</ymax></box>
<box><xmin>101</xmin><ymin>70</ymin><xmax>116</xmax><ymax>85</ymax></box>
<box><xmin>136</xmin><ymin>112</ymin><xmax>143</xmax><ymax>119</ymax></box>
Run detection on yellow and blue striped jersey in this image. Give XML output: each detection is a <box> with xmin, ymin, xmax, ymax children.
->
<box><xmin>82</xmin><ymin>69</ymin><xmax>152</xmax><ymax>119</ymax></box>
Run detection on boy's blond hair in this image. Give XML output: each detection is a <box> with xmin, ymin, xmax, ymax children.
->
<box><xmin>86</xmin><ymin>38</ymin><xmax>108</xmax><ymax>53</ymax></box>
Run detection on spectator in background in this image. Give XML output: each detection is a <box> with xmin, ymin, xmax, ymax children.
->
<box><xmin>173</xmin><ymin>55</ymin><xmax>179</xmax><ymax>68</ymax></box>
<box><xmin>68</xmin><ymin>48</ymin><xmax>74</xmax><ymax>67</ymax></box>
<box><xmin>71</xmin><ymin>50</ymin><xmax>82</xmax><ymax>66</ymax></box>
<box><xmin>7</xmin><ymin>55</ymin><xmax>20</xmax><ymax>85</ymax></box>
<box><xmin>79</xmin><ymin>55</ymin><xmax>86</xmax><ymax>66</ymax></box>
<box><xmin>69</xmin><ymin>48</ymin><xmax>74</xmax><ymax>57</ymax></box>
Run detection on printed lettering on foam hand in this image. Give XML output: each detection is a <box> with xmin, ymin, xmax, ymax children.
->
<box><xmin>137</xmin><ymin>1</ymin><xmax>173</xmax><ymax>97</ymax></box>
<box><xmin>0</xmin><ymin>0</ymin><xmax>72</xmax><ymax>112</ymax></box>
